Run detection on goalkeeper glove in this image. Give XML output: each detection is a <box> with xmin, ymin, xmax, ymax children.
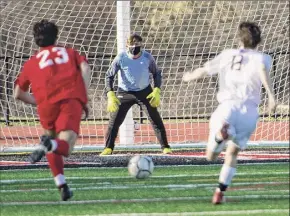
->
<box><xmin>107</xmin><ymin>91</ymin><xmax>121</xmax><ymax>113</ymax></box>
<box><xmin>146</xmin><ymin>87</ymin><xmax>161</xmax><ymax>108</ymax></box>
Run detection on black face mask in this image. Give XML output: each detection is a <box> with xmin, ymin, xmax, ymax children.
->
<box><xmin>129</xmin><ymin>46</ymin><xmax>141</xmax><ymax>55</ymax></box>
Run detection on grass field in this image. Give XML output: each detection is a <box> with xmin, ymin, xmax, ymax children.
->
<box><xmin>0</xmin><ymin>162</ymin><xmax>289</xmax><ymax>216</ymax></box>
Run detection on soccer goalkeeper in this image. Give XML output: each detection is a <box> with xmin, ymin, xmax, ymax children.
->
<box><xmin>100</xmin><ymin>33</ymin><xmax>172</xmax><ymax>155</ymax></box>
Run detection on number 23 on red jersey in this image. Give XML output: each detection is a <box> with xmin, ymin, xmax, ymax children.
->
<box><xmin>36</xmin><ymin>47</ymin><xmax>69</xmax><ymax>69</ymax></box>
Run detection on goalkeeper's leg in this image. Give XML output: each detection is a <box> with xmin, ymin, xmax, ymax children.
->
<box><xmin>138</xmin><ymin>91</ymin><xmax>171</xmax><ymax>153</ymax></box>
<box><xmin>147</xmin><ymin>107</ymin><xmax>171</xmax><ymax>153</ymax></box>
<box><xmin>101</xmin><ymin>92</ymin><xmax>136</xmax><ymax>155</ymax></box>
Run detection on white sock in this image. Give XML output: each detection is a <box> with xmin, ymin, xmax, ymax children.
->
<box><xmin>219</xmin><ymin>164</ymin><xmax>236</xmax><ymax>186</ymax></box>
<box><xmin>54</xmin><ymin>174</ymin><xmax>66</xmax><ymax>187</ymax></box>
<box><xmin>50</xmin><ymin>140</ymin><xmax>58</xmax><ymax>152</ymax></box>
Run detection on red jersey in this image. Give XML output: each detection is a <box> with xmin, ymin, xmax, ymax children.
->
<box><xmin>15</xmin><ymin>45</ymin><xmax>88</xmax><ymax>105</ymax></box>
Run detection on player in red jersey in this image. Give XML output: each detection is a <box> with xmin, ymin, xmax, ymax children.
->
<box><xmin>14</xmin><ymin>20</ymin><xmax>91</xmax><ymax>201</ymax></box>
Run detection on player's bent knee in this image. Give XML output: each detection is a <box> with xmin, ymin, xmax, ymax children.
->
<box><xmin>224</xmin><ymin>141</ymin><xmax>240</xmax><ymax>167</ymax></box>
<box><xmin>226</xmin><ymin>141</ymin><xmax>240</xmax><ymax>155</ymax></box>
<box><xmin>207</xmin><ymin>138</ymin><xmax>225</xmax><ymax>156</ymax></box>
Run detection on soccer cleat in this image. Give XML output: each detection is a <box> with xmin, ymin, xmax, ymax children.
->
<box><xmin>100</xmin><ymin>148</ymin><xmax>113</xmax><ymax>156</ymax></box>
<box><xmin>212</xmin><ymin>188</ymin><xmax>225</xmax><ymax>204</ymax></box>
<box><xmin>59</xmin><ymin>184</ymin><xmax>73</xmax><ymax>201</ymax></box>
<box><xmin>29</xmin><ymin>135</ymin><xmax>52</xmax><ymax>164</ymax></box>
<box><xmin>162</xmin><ymin>147</ymin><xmax>172</xmax><ymax>154</ymax></box>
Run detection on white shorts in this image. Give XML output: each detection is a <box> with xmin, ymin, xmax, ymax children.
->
<box><xmin>208</xmin><ymin>101</ymin><xmax>259</xmax><ymax>151</ymax></box>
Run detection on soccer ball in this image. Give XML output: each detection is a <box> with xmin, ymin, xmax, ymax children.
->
<box><xmin>128</xmin><ymin>155</ymin><xmax>154</xmax><ymax>179</ymax></box>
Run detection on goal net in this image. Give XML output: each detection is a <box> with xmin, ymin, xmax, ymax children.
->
<box><xmin>0</xmin><ymin>1</ymin><xmax>289</xmax><ymax>152</ymax></box>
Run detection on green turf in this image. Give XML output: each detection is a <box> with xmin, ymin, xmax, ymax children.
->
<box><xmin>0</xmin><ymin>163</ymin><xmax>289</xmax><ymax>216</ymax></box>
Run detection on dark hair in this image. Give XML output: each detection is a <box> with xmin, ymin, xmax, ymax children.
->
<box><xmin>238</xmin><ymin>22</ymin><xmax>262</xmax><ymax>49</ymax></box>
<box><xmin>33</xmin><ymin>19</ymin><xmax>58</xmax><ymax>47</ymax></box>
<box><xmin>127</xmin><ymin>33</ymin><xmax>143</xmax><ymax>45</ymax></box>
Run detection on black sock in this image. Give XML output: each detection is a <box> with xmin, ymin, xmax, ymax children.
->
<box><xmin>218</xmin><ymin>183</ymin><xmax>228</xmax><ymax>192</ymax></box>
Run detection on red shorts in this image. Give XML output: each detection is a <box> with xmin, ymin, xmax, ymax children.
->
<box><xmin>37</xmin><ymin>99</ymin><xmax>83</xmax><ymax>134</ymax></box>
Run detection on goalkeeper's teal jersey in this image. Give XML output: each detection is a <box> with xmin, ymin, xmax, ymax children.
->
<box><xmin>105</xmin><ymin>51</ymin><xmax>162</xmax><ymax>92</ymax></box>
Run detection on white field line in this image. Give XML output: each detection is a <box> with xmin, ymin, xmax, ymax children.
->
<box><xmin>1</xmin><ymin>171</ymin><xmax>288</xmax><ymax>184</ymax></box>
<box><xmin>72</xmin><ymin>209</ymin><xmax>290</xmax><ymax>216</ymax></box>
<box><xmin>1</xmin><ymin>194</ymin><xmax>289</xmax><ymax>206</ymax></box>
<box><xmin>2</xmin><ymin>141</ymin><xmax>288</xmax><ymax>153</ymax></box>
<box><xmin>1</xmin><ymin>162</ymin><xmax>289</xmax><ymax>172</ymax></box>
<box><xmin>2</xmin><ymin>152</ymin><xmax>288</xmax><ymax>161</ymax></box>
<box><xmin>1</xmin><ymin>181</ymin><xmax>289</xmax><ymax>193</ymax></box>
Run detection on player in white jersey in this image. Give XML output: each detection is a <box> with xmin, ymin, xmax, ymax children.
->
<box><xmin>183</xmin><ymin>22</ymin><xmax>276</xmax><ymax>204</ymax></box>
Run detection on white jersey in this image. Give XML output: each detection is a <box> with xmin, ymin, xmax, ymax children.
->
<box><xmin>204</xmin><ymin>48</ymin><xmax>272</xmax><ymax>105</ymax></box>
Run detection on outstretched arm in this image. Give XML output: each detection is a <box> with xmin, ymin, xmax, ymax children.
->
<box><xmin>183</xmin><ymin>52</ymin><xmax>224</xmax><ymax>82</ymax></box>
<box><xmin>182</xmin><ymin>67</ymin><xmax>208</xmax><ymax>82</ymax></box>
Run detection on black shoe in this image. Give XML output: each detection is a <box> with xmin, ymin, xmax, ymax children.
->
<box><xmin>59</xmin><ymin>184</ymin><xmax>73</xmax><ymax>201</ymax></box>
<box><xmin>29</xmin><ymin>135</ymin><xmax>52</xmax><ymax>164</ymax></box>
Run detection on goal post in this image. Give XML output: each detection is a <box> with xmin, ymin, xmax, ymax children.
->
<box><xmin>0</xmin><ymin>1</ymin><xmax>289</xmax><ymax>152</ymax></box>
<box><xmin>116</xmin><ymin>1</ymin><xmax>134</xmax><ymax>145</ymax></box>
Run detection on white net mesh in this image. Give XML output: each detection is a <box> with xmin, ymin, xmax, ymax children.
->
<box><xmin>0</xmin><ymin>1</ymin><xmax>289</xmax><ymax>150</ymax></box>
